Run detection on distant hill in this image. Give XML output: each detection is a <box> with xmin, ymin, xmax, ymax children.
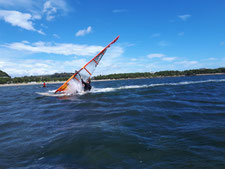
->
<box><xmin>0</xmin><ymin>70</ymin><xmax>11</xmax><ymax>78</ymax></box>
<box><xmin>0</xmin><ymin>70</ymin><xmax>11</xmax><ymax>84</ymax></box>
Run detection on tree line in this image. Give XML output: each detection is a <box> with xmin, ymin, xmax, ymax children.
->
<box><xmin>93</xmin><ymin>68</ymin><xmax>225</xmax><ymax>80</ymax></box>
<box><xmin>0</xmin><ymin>67</ymin><xmax>225</xmax><ymax>84</ymax></box>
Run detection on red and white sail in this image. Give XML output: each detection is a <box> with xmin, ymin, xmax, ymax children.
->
<box><xmin>55</xmin><ymin>35</ymin><xmax>119</xmax><ymax>93</ymax></box>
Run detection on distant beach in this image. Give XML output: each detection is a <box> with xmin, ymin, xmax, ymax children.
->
<box><xmin>0</xmin><ymin>81</ymin><xmax>65</xmax><ymax>87</ymax></box>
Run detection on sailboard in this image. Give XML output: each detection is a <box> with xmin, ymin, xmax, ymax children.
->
<box><xmin>54</xmin><ymin>35</ymin><xmax>120</xmax><ymax>94</ymax></box>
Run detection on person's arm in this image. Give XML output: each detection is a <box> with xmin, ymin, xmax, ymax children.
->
<box><xmin>81</xmin><ymin>78</ymin><xmax>85</xmax><ymax>84</ymax></box>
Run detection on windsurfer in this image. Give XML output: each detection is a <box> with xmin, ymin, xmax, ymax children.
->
<box><xmin>76</xmin><ymin>71</ymin><xmax>92</xmax><ymax>91</ymax></box>
<box><xmin>54</xmin><ymin>36</ymin><xmax>119</xmax><ymax>94</ymax></box>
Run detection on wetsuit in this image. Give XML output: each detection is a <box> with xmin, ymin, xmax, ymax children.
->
<box><xmin>76</xmin><ymin>71</ymin><xmax>92</xmax><ymax>91</ymax></box>
<box><xmin>81</xmin><ymin>79</ymin><xmax>92</xmax><ymax>91</ymax></box>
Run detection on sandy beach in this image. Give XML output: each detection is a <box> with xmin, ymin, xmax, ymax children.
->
<box><xmin>0</xmin><ymin>81</ymin><xmax>65</xmax><ymax>87</ymax></box>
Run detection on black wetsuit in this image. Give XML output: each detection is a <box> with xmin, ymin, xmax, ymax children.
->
<box><xmin>81</xmin><ymin>79</ymin><xmax>92</xmax><ymax>91</ymax></box>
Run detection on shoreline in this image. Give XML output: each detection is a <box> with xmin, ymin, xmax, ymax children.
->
<box><xmin>0</xmin><ymin>81</ymin><xmax>65</xmax><ymax>87</ymax></box>
<box><xmin>0</xmin><ymin>73</ymin><xmax>224</xmax><ymax>87</ymax></box>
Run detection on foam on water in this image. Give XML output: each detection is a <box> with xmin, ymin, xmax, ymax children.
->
<box><xmin>91</xmin><ymin>78</ymin><xmax>225</xmax><ymax>93</ymax></box>
<box><xmin>64</xmin><ymin>79</ymin><xmax>83</xmax><ymax>94</ymax></box>
<box><xmin>38</xmin><ymin>78</ymin><xmax>225</xmax><ymax>96</ymax></box>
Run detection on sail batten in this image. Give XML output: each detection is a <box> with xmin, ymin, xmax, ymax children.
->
<box><xmin>55</xmin><ymin>36</ymin><xmax>119</xmax><ymax>93</ymax></box>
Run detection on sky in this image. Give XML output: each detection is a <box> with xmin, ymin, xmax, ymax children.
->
<box><xmin>0</xmin><ymin>0</ymin><xmax>224</xmax><ymax>77</ymax></box>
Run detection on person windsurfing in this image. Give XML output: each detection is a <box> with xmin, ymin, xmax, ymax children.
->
<box><xmin>76</xmin><ymin>71</ymin><xmax>92</xmax><ymax>91</ymax></box>
<box><xmin>54</xmin><ymin>36</ymin><xmax>119</xmax><ymax>94</ymax></box>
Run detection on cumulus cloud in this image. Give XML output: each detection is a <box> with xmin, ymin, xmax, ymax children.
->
<box><xmin>43</xmin><ymin>1</ymin><xmax>57</xmax><ymax>21</ymax></box>
<box><xmin>0</xmin><ymin>45</ymin><xmax>124</xmax><ymax>77</ymax></box>
<box><xmin>42</xmin><ymin>0</ymin><xmax>69</xmax><ymax>20</ymax></box>
<box><xmin>0</xmin><ymin>59</ymin><xmax>89</xmax><ymax>77</ymax></box>
<box><xmin>0</xmin><ymin>0</ymin><xmax>69</xmax><ymax>33</ymax></box>
<box><xmin>4</xmin><ymin>41</ymin><xmax>104</xmax><ymax>56</ymax></box>
<box><xmin>178</xmin><ymin>14</ymin><xmax>191</xmax><ymax>21</ymax></box>
<box><xmin>75</xmin><ymin>26</ymin><xmax>92</xmax><ymax>37</ymax></box>
<box><xmin>0</xmin><ymin>10</ymin><xmax>35</xmax><ymax>31</ymax></box>
<box><xmin>0</xmin><ymin>10</ymin><xmax>44</xmax><ymax>34</ymax></box>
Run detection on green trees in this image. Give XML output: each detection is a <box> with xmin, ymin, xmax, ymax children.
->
<box><xmin>0</xmin><ymin>72</ymin><xmax>73</xmax><ymax>84</ymax></box>
<box><xmin>0</xmin><ymin>68</ymin><xmax>225</xmax><ymax>84</ymax></box>
<box><xmin>93</xmin><ymin>68</ymin><xmax>225</xmax><ymax>80</ymax></box>
<box><xmin>0</xmin><ymin>70</ymin><xmax>10</xmax><ymax>78</ymax></box>
<box><xmin>0</xmin><ymin>70</ymin><xmax>11</xmax><ymax>84</ymax></box>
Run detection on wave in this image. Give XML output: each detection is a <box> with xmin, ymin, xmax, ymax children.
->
<box><xmin>91</xmin><ymin>79</ymin><xmax>225</xmax><ymax>93</ymax></box>
<box><xmin>41</xmin><ymin>79</ymin><xmax>225</xmax><ymax>96</ymax></box>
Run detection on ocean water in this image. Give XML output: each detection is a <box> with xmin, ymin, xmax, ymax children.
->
<box><xmin>0</xmin><ymin>75</ymin><xmax>225</xmax><ymax>169</ymax></box>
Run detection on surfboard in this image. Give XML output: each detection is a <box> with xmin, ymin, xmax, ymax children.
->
<box><xmin>36</xmin><ymin>92</ymin><xmax>70</xmax><ymax>97</ymax></box>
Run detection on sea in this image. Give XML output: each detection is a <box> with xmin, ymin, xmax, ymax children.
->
<box><xmin>0</xmin><ymin>74</ymin><xmax>225</xmax><ymax>169</ymax></box>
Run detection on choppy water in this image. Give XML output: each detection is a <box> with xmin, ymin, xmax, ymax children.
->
<box><xmin>0</xmin><ymin>75</ymin><xmax>225</xmax><ymax>169</ymax></box>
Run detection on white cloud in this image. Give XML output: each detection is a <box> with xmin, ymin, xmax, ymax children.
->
<box><xmin>4</xmin><ymin>41</ymin><xmax>103</xmax><ymax>56</ymax></box>
<box><xmin>53</xmin><ymin>34</ymin><xmax>60</xmax><ymax>39</ymax></box>
<box><xmin>0</xmin><ymin>45</ymin><xmax>124</xmax><ymax>77</ymax></box>
<box><xmin>43</xmin><ymin>1</ymin><xmax>57</xmax><ymax>21</ymax></box>
<box><xmin>131</xmin><ymin>58</ymin><xmax>137</xmax><ymax>61</ymax></box>
<box><xmin>50</xmin><ymin>0</ymin><xmax>69</xmax><ymax>13</ymax></box>
<box><xmin>148</xmin><ymin>53</ymin><xmax>177</xmax><ymax>62</ymax></box>
<box><xmin>0</xmin><ymin>59</ymin><xmax>75</xmax><ymax>77</ymax></box>
<box><xmin>162</xmin><ymin>57</ymin><xmax>176</xmax><ymax>61</ymax></box>
<box><xmin>147</xmin><ymin>53</ymin><xmax>164</xmax><ymax>59</ymax></box>
<box><xmin>75</xmin><ymin>26</ymin><xmax>92</xmax><ymax>37</ymax></box>
<box><xmin>178</xmin><ymin>14</ymin><xmax>191</xmax><ymax>21</ymax></box>
<box><xmin>37</xmin><ymin>29</ymin><xmax>45</xmax><ymax>35</ymax></box>
<box><xmin>0</xmin><ymin>10</ymin><xmax>44</xmax><ymax>34</ymax></box>
<box><xmin>32</xmin><ymin>13</ymin><xmax>42</xmax><ymax>20</ymax></box>
<box><xmin>0</xmin><ymin>0</ymin><xmax>69</xmax><ymax>22</ymax></box>
<box><xmin>42</xmin><ymin>0</ymin><xmax>69</xmax><ymax>21</ymax></box>
<box><xmin>0</xmin><ymin>10</ymin><xmax>35</xmax><ymax>31</ymax></box>
<box><xmin>0</xmin><ymin>0</ymin><xmax>41</xmax><ymax>10</ymax></box>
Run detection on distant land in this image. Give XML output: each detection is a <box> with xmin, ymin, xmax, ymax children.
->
<box><xmin>0</xmin><ymin>67</ymin><xmax>225</xmax><ymax>84</ymax></box>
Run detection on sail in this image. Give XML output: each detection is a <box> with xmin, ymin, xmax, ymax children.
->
<box><xmin>55</xmin><ymin>35</ymin><xmax>120</xmax><ymax>93</ymax></box>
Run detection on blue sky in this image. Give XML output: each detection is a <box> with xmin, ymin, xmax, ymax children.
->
<box><xmin>0</xmin><ymin>0</ymin><xmax>224</xmax><ymax>77</ymax></box>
